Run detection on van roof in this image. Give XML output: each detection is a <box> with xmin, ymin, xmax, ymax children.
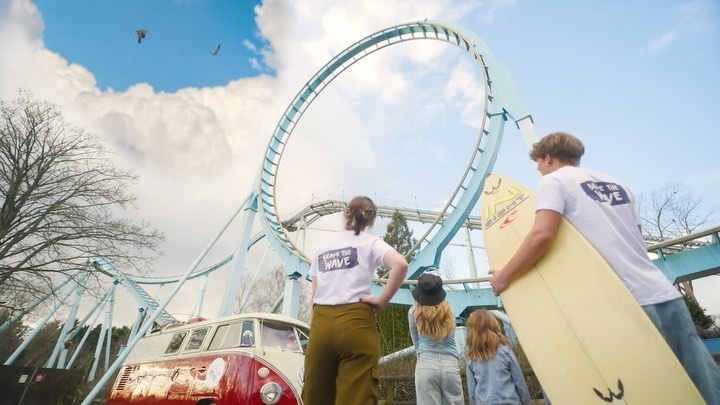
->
<box><xmin>213</xmin><ymin>312</ymin><xmax>309</xmax><ymax>329</ymax></box>
<box><xmin>151</xmin><ymin>312</ymin><xmax>309</xmax><ymax>335</ymax></box>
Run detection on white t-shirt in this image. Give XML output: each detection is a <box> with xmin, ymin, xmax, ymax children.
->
<box><xmin>536</xmin><ymin>166</ymin><xmax>680</xmax><ymax>306</ymax></box>
<box><xmin>309</xmin><ymin>230</ymin><xmax>393</xmax><ymax>305</ymax></box>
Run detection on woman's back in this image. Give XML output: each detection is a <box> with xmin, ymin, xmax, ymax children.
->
<box><xmin>311</xmin><ymin>230</ymin><xmax>389</xmax><ymax>305</ymax></box>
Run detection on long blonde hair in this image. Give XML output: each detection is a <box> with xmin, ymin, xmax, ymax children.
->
<box><xmin>466</xmin><ymin>309</ymin><xmax>508</xmax><ymax>361</ymax></box>
<box><xmin>414</xmin><ymin>300</ymin><xmax>454</xmax><ymax>340</ymax></box>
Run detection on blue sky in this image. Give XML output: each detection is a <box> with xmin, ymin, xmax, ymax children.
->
<box><xmin>33</xmin><ymin>0</ymin><xmax>268</xmax><ymax>92</ymax></box>
<box><xmin>1</xmin><ymin>0</ymin><xmax>719</xmax><ymax>322</ymax></box>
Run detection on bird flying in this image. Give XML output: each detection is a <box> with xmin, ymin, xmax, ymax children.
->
<box><xmin>208</xmin><ymin>44</ymin><xmax>221</xmax><ymax>56</ymax></box>
<box><xmin>135</xmin><ymin>29</ymin><xmax>148</xmax><ymax>44</ymax></box>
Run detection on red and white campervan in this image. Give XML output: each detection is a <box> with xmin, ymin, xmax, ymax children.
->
<box><xmin>107</xmin><ymin>313</ymin><xmax>309</xmax><ymax>404</ymax></box>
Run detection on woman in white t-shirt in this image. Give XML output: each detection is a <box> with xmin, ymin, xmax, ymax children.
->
<box><xmin>301</xmin><ymin>196</ymin><xmax>408</xmax><ymax>405</ymax></box>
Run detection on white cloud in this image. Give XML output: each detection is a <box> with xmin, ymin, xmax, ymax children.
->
<box><xmin>647</xmin><ymin>29</ymin><xmax>678</xmax><ymax>54</ymax></box>
<box><xmin>4</xmin><ymin>0</ymin><xmax>43</xmax><ymax>41</ymax></box>
<box><xmin>694</xmin><ymin>277</ymin><xmax>720</xmax><ymax>317</ymax></box>
<box><xmin>676</xmin><ymin>0</ymin><xmax>720</xmax><ymax>33</ymax></box>
<box><xmin>0</xmin><ymin>3</ymin><xmax>97</xmax><ymax>105</ymax></box>
<box><xmin>475</xmin><ymin>0</ymin><xmax>517</xmax><ymax>24</ymax></box>
<box><xmin>646</xmin><ymin>0</ymin><xmax>719</xmax><ymax>53</ymax></box>
<box><xmin>443</xmin><ymin>59</ymin><xmax>487</xmax><ymax>128</ymax></box>
<box><xmin>243</xmin><ymin>38</ymin><xmax>257</xmax><ymax>52</ymax></box>
<box><xmin>248</xmin><ymin>57</ymin><xmax>263</xmax><ymax>72</ymax></box>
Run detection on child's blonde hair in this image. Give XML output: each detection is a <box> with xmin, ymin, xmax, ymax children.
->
<box><xmin>414</xmin><ymin>299</ymin><xmax>454</xmax><ymax>340</ymax></box>
<box><xmin>466</xmin><ymin>309</ymin><xmax>508</xmax><ymax>361</ymax></box>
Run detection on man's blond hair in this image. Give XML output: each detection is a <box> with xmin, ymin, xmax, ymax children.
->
<box><xmin>529</xmin><ymin>131</ymin><xmax>585</xmax><ymax>165</ymax></box>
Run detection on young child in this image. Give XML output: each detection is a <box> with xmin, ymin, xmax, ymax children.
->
<box><xmin>465</xmin><ymin>309</ymin><xmax>531</xmax><ymax>405</ymax></box>
<box><xmin>408</xmin><ymin>272</ymin><xmax>464</xmax><ymax>404</ymax></box>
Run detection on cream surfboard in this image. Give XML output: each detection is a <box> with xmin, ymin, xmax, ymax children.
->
<box><xmin>480</xmin><ymin>174</ymin><xmax>703</xmax><ymax>404</ymax></box>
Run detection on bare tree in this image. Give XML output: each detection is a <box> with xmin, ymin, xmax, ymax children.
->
<box><xmin>637</xmin><ymin>181</ymin><xmax>718</xmax><ymax>318</ymax></box>
<box><xmin>235</xmin><ymin>264</ymin><xmax>312</xmax><ymax>323</ymax></box>
<box><xmin>0</xmin><ymin>90</ymin><xmax>163</xmax><ymax>297</ymax></box>
<box><xmin>637</xmin><ymin>182</ymin><xmax>716</xmax><ymax>238</ymax></box>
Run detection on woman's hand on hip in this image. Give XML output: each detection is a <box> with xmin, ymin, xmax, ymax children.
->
<box><xmin>359</xmin><ymin>296</ymin><xmax>385</xmax><ymax>311</ymax></box>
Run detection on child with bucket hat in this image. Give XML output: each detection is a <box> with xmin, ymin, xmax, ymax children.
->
<box><xmin>408</xmin><ymin>272</ymin><xmax>465</xmax><ymax>404</ymax></box>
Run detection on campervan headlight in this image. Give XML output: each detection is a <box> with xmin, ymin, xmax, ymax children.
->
<box><xmin>259</xmin><ymin>382</ymin><xmax>282</xmax><ymax>404</ymax></box>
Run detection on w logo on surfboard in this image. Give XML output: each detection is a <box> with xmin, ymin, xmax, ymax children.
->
<box><xmin>593</xmin><ymin>379</ymin><xmax>625</xmax><ymax>404</ymax></box>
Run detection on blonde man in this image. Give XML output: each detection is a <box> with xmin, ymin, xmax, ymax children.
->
<box><xmin>489</xmin><ymin>131</ymin><xmax>720</xmax><ymax>404</ymax></box>
<box><xmin>409</xmin><ymin>272</ymin><xmax>464</xmax><ymax>404</ymax></box>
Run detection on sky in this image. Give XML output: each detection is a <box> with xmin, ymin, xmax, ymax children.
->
<box><xmin>1</xmin><ymin>0</ymin><xmax>719</xmax><ymax>327</ymax></box>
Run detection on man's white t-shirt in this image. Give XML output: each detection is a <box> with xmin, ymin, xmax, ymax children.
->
<box><xmin>536</xmin><ymin>166</ymin><xmax>680</xmax><ymax>306</ymax></box>
<box><xmin>309</xmin><ymin>230</ymin><xmax>393</xmax><ymax>305</ymax></box>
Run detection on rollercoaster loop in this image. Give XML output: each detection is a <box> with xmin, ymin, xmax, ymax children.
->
<box><xmin>75</xmin><ymin>19</ymin><xmax>596</xmax><ymax>403</ymax></box>
<box><xmin>254</xmin><ymin>20</ymin><xmax>537</xmax><ymax>288</ymax></box>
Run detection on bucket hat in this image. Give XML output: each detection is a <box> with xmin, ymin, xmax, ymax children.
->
<box><xmin>412</xmin><ymin>273</ymin><xmax>446</xmax><ymax>306</ymax></box>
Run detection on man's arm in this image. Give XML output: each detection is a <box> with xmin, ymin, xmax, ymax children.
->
<box><xmin>489</xmin><ymin>209</ymin><xmax>562</xmax><ymax>295</ymax></box>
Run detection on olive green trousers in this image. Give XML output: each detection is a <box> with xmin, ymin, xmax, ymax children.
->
<box><xmin>302</xmin><ymin>302</ymin><xmax>379</xmax><ymax>405</ymax></box>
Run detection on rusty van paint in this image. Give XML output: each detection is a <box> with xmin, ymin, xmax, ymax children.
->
<box><xmin>107</xmin><ymin>313</ymin><xmax>309</xmax><ymax>405</ymax></box>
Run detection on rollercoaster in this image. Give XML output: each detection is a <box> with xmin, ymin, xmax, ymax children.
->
<box><xmin>1</xmin><ymin>20</ymin><xmax>718</xmax><ymax>404</ymax></box>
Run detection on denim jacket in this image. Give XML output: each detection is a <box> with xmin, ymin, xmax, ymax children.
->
<box><xmin>466</xmin><ymin>344</ymin><xmax>531</xmax><ymax>405</ymax></box>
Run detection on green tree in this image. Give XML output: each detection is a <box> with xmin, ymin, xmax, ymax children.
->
<box><xmin>377</xmin><ymin>211</ymin><xmax>417</xmax><ymax>279</ymax></box>
<box><xmin>14</xmin><ymin>320</ymin><xmax>62</xmax><ymax>366</ymax></box>
<box><xmin>384</xmin><ymin>211</ymin><xmax>417</xmax><ymax>260</ymax></box>
<box><xmin>683</xmin><ymin>294</ymin><xmax>713</xmax><ymax>330</ymax></box>
<box><xmin>11</xmin><ymin>321</ymin><xmax>133</xmax><ymax>371</ymax></box>
<box><xmin>377</xmin><ymin>211</ymin><xmax>415</xmax><ymax>357</ymax></box>
<box><xmin>0</xmin><ymin>309</ymin><xmax>28</xmax><ymax>362</ymax></box>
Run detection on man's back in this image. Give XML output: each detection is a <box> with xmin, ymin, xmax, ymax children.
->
<box><xmin>536</xmin><ymin>166</ymin><xmax>680</xmax><ymax>306</ymax></box>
